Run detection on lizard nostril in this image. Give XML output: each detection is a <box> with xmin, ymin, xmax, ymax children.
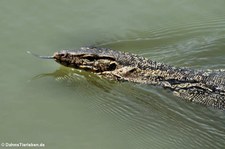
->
<box><xmin>61</xmin><ymin>53</ymin><xmax>68</xmax><ymax>57</ymax></box>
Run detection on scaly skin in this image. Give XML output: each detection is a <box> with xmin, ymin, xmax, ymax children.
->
<box><xmin>53</xmin><ymin>47</ymin><xmax>225</xmax><ymax>110</ymax></box>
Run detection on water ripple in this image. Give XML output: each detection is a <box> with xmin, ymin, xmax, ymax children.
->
<box><xmin>32</xmin><ymin>15</ymin><xmax>225</xmax><ymax>148</ymax></box>
<box><xmin>96</xmin><ymin>16</ymin><xmax>225</xmax><ymax>48</ymax></box>
<box><xmin>35</xmin><ymin>64</ymin><xmax>225</xmax><ymax>148</ymax></box>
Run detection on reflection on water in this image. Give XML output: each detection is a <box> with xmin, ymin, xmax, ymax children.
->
<box><xmin>33</xmin><ymin>66</ymin><xmax>116</xmax><ymax>93</ymax></box>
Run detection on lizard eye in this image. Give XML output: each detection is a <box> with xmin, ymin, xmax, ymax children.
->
<box><xmin>108</xmin><ymin>62</ymin><xmax>117</xmax><ymax>71</ymax></box>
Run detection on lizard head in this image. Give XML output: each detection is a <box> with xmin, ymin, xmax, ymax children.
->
<box><xmin>53</xmin><ymin>47</ymin><xmax>119</xmax><ymax>72</ymax></box>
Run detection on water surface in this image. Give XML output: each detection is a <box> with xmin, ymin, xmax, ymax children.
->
<box><xmin>1</xmin><ymin>0</ymin><xmax>225</xmax><ymax>149</ymax></box>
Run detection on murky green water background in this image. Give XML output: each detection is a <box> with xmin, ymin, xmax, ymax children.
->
<box><xmin>1</xmin><ymin>0</ymin><xmax>225</xmax><ymax>149</ymax></box>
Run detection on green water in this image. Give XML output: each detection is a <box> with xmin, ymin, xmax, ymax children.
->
<box><xmin>1</xmin><ymin>0</ymin><xmax>225</xmax><ymax>148</ymax></box>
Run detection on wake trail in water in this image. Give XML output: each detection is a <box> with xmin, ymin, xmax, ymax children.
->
<box><xmin>96</xmin><ymin>16</ymin><xmax>225</xmax><ymax>47</ymax></box>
